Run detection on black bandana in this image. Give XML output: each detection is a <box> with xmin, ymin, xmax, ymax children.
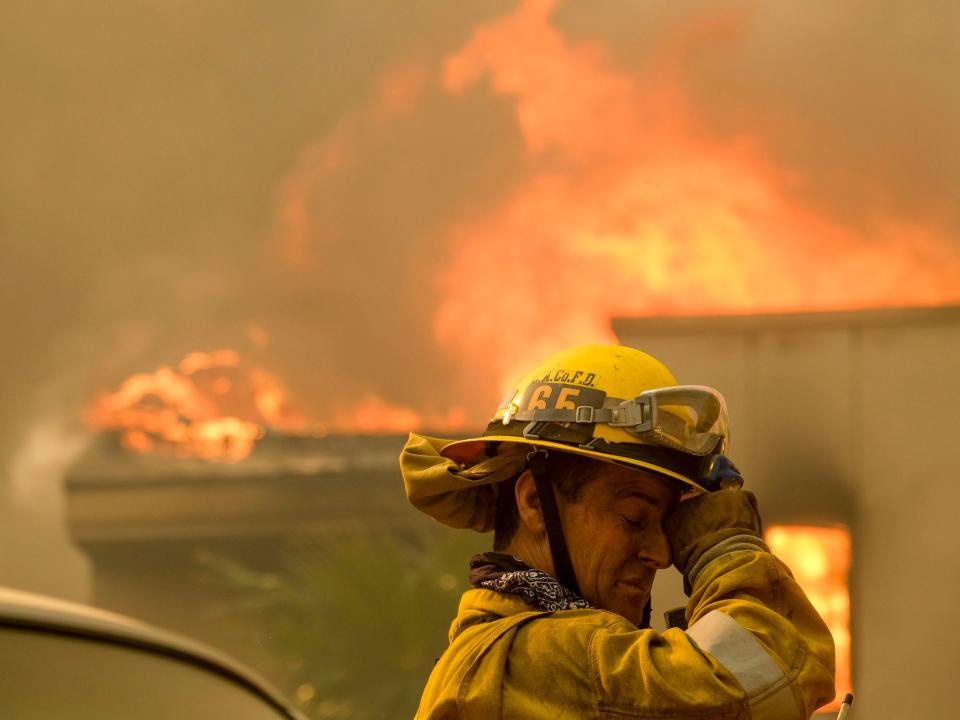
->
<box><xmin>469</xmin><ymin>552</ymin><xmax>593</xmax><ymax>612</ymax></box>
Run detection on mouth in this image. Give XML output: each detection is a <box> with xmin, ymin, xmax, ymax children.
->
<box><xmin>617</xmin><ymin>578</ymin><xmax>651</xmax><ymax>597</ymax></box>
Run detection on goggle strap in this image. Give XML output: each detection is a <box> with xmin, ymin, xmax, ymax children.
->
<box><xmin>509</xmin><ymin>401</ymin><xmax>652</xmax><ymax>430</ymax></box>
<box><xmin>503</xmin><ymin>387</ymin><xmax>724</xmax><ymax>436</ymax></box>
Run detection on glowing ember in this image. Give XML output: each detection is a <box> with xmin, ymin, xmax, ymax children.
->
<box><xmin>87</xmin><ymin>350</ymin><xmax>309</xmax><ymax>463</ymax></box>
<box><xmin>766</xmin><ymin>525</ymin><xmax>852</xmax><ymax>711</ymax></box>
<box><xmin>435</xmin><ymin>0</ymin><xmax>960</xmax><ymax>389</ymax></box>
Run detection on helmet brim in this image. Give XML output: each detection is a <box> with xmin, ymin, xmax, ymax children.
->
<box><xmin>440</xmin><ymin>435</ymin><xmax>708</xmax><ymax>494</ymax></box>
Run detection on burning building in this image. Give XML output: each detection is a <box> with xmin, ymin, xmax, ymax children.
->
<box><xmin>614</xmin><ymin>304</ymin><xmax>960</xmax><ymax>719</ymax></box>
<box><xmin>4</xmin><ymin>0</ymin><xmax>959</xmax><ymax>717</ymax></box>
<box><xmin>62</xmin><ymin>303</ymin><xmax>960</xmax><ymax>719</ymax></box>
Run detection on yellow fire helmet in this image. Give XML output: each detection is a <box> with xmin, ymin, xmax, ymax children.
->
<box><xmin>400</xmin><ymin>344</ymin><xmax>738</xmax><ymax>534</ymax></box>
<box><xmin>441</xmin><ymin>344</ymin><xmax>730</xmax><ymax>491</ymax></box>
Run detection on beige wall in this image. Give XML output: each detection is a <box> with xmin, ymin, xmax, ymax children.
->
<box><xmin>615</xmin><ymin>306</ymin><xmax>960</xmax><ymax>720</ymax></box>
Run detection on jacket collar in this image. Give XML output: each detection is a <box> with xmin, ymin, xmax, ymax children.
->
<box><xmin>448</xmin><ymin>589</ymin><xmax>536</xmax><ymax>642</ymax></box>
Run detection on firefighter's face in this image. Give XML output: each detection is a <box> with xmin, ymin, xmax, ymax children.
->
<box><xmin>558</xmin><ymin>464</ymin><xmax>679</xmax><ymax>627</ymax></box>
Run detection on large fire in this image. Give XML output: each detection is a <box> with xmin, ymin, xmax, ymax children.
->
<box><xmin>271</xmin><ymin>0</ymin><xmax>960</xmax><ymax>414</ymax></box>
<box><xmin>86</xmin><ymin>350</ymin><xmax>436</xmax><ymax>462</ymax></box>
<box><xmin>433</xmin><ymin>0</ymin><xmax>960</xmax><ymax>388</ymax></box>
<box><xmin>94</xmin><ymin>1</ymin><xmax>960</xmax><ymax>452</ymax></box>
<box><xmin>766</xmin><ymin>525</ymin><xmax>852</xmax><ymax>712</ymax></box>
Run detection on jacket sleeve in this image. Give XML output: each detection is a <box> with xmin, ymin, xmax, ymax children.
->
<box><xmin>589</xmin><ymin>490</ymin><xmax>836</xmax><ymax>719</ymax></box>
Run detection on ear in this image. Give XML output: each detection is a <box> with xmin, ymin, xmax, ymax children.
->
<box><xmin>515</xmin><ymin>469</ymin><xmax>546</xmax><ymax>534</ymax></box>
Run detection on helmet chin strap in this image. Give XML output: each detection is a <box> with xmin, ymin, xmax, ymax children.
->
<box><xmin>526</xmin><ymin>449</ymin><xmax>654</xmax><ymax>629</ymax></box>
<box><xmin>526</xmin><ymin>450</ymin><xmax>582</xmax><ymax>598</ymax></box>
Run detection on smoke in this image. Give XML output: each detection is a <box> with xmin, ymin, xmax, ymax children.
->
<box><xmin>271</xmin><ymin>0</ymin><xmax>960</xmax><ymax>396</ymax></box>
<box><xmin>0</xmin><ymin>0</ymin><xmax>957</xmax><ymax>569</ymax></box>
<box><xmin>429</xmin><ymin>0</ymin><xmax>960</xmax><ymax>386</ymax></box>
<box><xmin>2</xmin><ymin>379</ymin><xmax>91</xmax><ymax>600</ymax></box>
<box><xmin>553</xmin><ymin>1</ymin><xmax>960</xmax><ymax>225</ymax></box>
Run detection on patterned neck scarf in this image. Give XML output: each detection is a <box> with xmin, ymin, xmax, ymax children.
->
<box><xmin>469</xmin><ymin>552</ymin><xmax>593</xmax><ymax>612</ymax></box>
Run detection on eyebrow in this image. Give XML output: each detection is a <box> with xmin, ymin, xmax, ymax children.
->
<box><xmin>615</xmin><ymin>488</ymin><xmax>662</xmax><ymax>506</ymax></box>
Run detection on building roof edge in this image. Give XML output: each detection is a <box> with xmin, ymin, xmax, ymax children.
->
<box><xmin>612</xmin><ymin>304</ymin><xmax>960</xmax><ymax>336</ymax></box>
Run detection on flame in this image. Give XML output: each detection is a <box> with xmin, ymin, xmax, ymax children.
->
<box><xmin>87</xmin><ymin>350</ymin><xmax>309</xmax><ymax>463</ymax></box>
<box><xmin>766</xmin><ymin>525</ymin><xmax>852</xmax><ymax>711</ymax></box>
<box><xmin>435</xmin><ymin>0</ymin><xmax>960</xmax><ymax>388</ymax></box>
<box><xmin>88</xmin><ymin>350</ymin><xmax>467</xmax><ymax>461</ymax></box>
<box><xmin>269</xmin><ymin>0</ymin><xmax>960</xmax><ymax>428</ymax></box>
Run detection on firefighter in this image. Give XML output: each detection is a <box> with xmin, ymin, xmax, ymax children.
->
<box><xmin>400</xmin><ymin>345</ymin><xmax>835</xmax><ymax>719</ymax></box>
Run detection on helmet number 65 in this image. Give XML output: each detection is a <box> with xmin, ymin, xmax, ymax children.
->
<box><xmin>526</xmin><ymin>384</ymin><xmax>581</xmax><ymax>412</ymax></box>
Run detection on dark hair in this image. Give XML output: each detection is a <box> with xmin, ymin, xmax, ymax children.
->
<box><xmin>492</xmin><ymin>451</ymin><xmax>602</xmax><ymax>551</ymax></box>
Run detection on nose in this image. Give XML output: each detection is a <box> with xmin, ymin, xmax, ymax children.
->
<box><xmin>638</xmin><ymin>527</ymin><xmax>672</xmax><ymax>570</ymax></box>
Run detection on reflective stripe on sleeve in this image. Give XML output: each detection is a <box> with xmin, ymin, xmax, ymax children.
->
<box><xmin>686</xmin><ymin>610</ymin><xmax>801</xmax><ymax>720</ymax></box>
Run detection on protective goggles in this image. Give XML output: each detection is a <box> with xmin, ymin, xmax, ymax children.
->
<box><xmin>500</xmin><ymin>384</ymin><xmax>729</xmax><ymax>457</ymax></box>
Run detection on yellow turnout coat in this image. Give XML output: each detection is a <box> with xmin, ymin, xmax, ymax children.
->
<box><xmin>415</xmin><ymin>549</ymin><xmax>835</xmax><ymax>719</ymax></box>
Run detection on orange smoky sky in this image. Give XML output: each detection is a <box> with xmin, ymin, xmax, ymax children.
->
<box><xmin>2</xmin><ymin>0</ymin><xmax>959</xmax><ymax>454</ymax></box>
<box><xmin>273</xmin><ymin>0</ymin><xmax>960</xmax><ymax>418</ymax></box>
